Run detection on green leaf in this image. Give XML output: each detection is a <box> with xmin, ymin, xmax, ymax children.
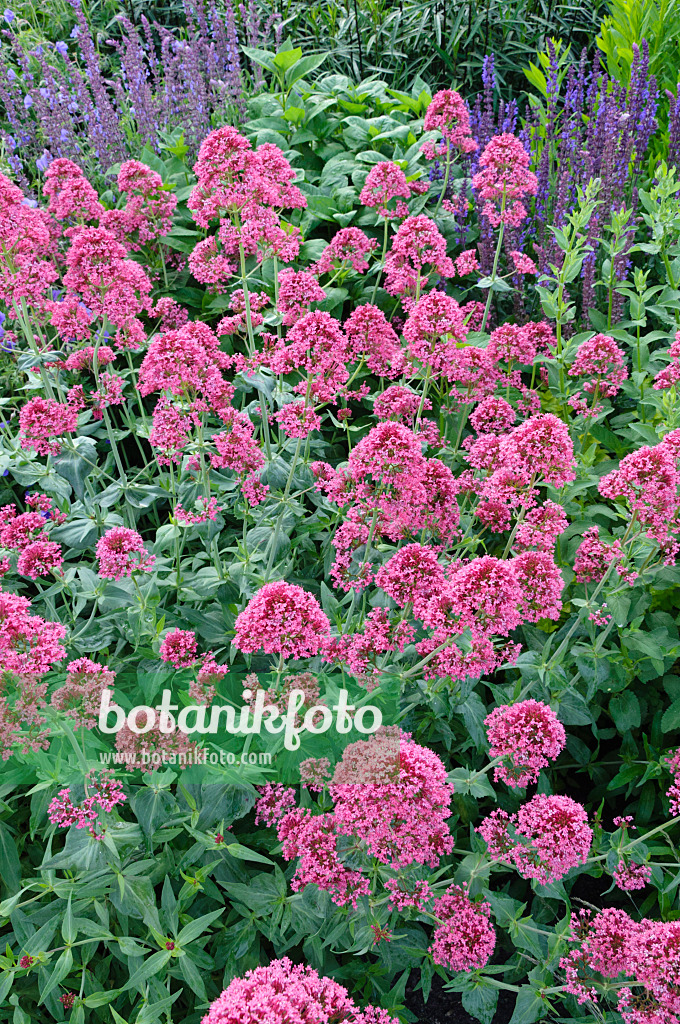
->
<box><xmin>82</xmin><ymin>990</ymin><xmax>121</xmax><ymax>1007</ymax></box>
<box><xmin>0</xmin><ymin>970</ymin><xmax>13</xmax><ymax>1004</ymax></box>
<box><xmin>272</xmin><ymin>47</ymin><xmax>303</xmax><ymax>71</ymax></box>
<box><xmin>52</xmin><ymin>441</ymin><xmax>96</xmax><ymax>500</ymax></box>
<box><xmin>661</xmin><ymin>699</ymin><xmax>680</xmax><ymax>732</ymax></box>
<box><xmin>285</xmin><ymin>52</ymin><xmax>328</xmax><ymax>86</ymax></box>
<box><xmin>483</xmin><ymin>890</ymin><xmax>525</xmax><ymax>927</ymax></box>
<box><xmin>178</xmin><ymin>952</ymin><xmax>207</xmax><ymax>1001</ymax></box>
<box><xmin>508</xmin><ymin>986</ymin><xmax>548</xmax><ymax>1024</ymax></box>
<box><xmin>176</xmin><ymin>908</ymin><xmax>223</xmax><ymax>945</ymax></box>
<box><xmin>117</xmin><ymin>936</ymin><xmax>149</xmax><ymax>957</ymax></box>
<box><xmin>226</xmin><ymin>842</ymin><xmax>273</xmax><ymax>865</ymax></box>
<box><xmin>131</xmin><ymin>788</ymin><xmax>177</xmax><ymax>839</ymax></box>
<box><xmin>38</xmin><ymin>949</ymin><xmax>73</xmax><ymax>1004</ymax></box>
<box><xmin>609</xmin><ymin>691</ymin><xmax>641</xmax><ymax>733</ymax></box>
<box><xmin>448</xmin><ymin>768</ymin><xmax>496</xmax><ymax>799</ymax></box>
<box><xmin>61</xmin><ymin>896</ymin><xmax>76</xmax><ymax>945</ymax></box>
<box><xmin>0</xmin><ymin>825</ymin><xmax>21</xmax><ymax>894</ymax></box>
<box><xmin>462</xmin><ymin>982</ymin><xmax>499</xmax><ymax>1024</ymax></box>
<box><xmin>224</xmin><ymin>873</ymin><xmax>285</xmax><ymax>916</ymax></box>
<box><xmin>121</xmin><ymin>950</ymin><xmax>172</xmax><ymax>993</ymax></box>
<box><xmin>241</xmin><ymin>46</ymin><xmax>277</xmax><ymax>73</ymax></box>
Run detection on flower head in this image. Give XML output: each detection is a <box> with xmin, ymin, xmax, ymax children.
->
<box><xmin>202</xmin><ymin>957</ymin><xmax>398</xmax><ymax>1024</ymax></box>
<box><xmin>472</xmin><ymin>133</ymin><xmax>537</xmax><ymax>227</ymax></box>
<box><xmin>569</xmin><ymin>334</ymin><xmax>628</xmax><ymax>397</ymax></box>
<box><xmin>383</xmin><ymin>215</ymin><xmax>455</xmax><ymax>297</ymax></box>
<box><xmin>359</xmin><ymin>162</ymin><xmax>413</xmax><ymax>217</ymax></box>
<box><xmin>96</xmin><ymin>528</ymin><xmax>155</xmax><ymax>580</ymax></box>
<box><xmin>485</xmin><ymin>699</ymin><xmax>566</xmax><ymax>787</ymax></box>
<box><xmin>50</xmin><ymin>658</ymin><xmax>115</xmax><ymax>729</ymax></box>
<box><xmin>430</xmin><ymin>885</ymin><xmax>495</xmax><ymax>972</ymax></box>
<box><xmin>478</xmin><ymin>793</ymin><xmax>592</xmax><ymax>883</ymax></box>
<box><xmin>160</xmin><ymin>629</ymin><xmax>198</xmax><ymax>668</ymax></box>
<box><xmin>233</xmin><ymin>582</ymin><xmax>331</xmax><ymax>660</ymax></box>
<box><xmin>423</xmin><ymin>90</ymin><xmax>477</xmax><ymax>154</ymax></box>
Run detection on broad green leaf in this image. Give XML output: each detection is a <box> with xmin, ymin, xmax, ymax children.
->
<box><xmin>272</xmin><ymin>47</ymin><xmax>303</xmax><ymax>71</ymax></box>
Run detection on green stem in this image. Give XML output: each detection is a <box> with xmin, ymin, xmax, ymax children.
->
<box><xmin>369</xmin><ymin>217</ymin><xmax>390</xmax><ymax>304</ymax></box>
<box><xmin>238</xmin><ymin>240</ymin><xmax>256</xmax><ymax>358</ymax></box>
<box><xmin>480</xmin><ymin>188</ymin><xmax>507</xmax><ymax>333</ymax></box>
<box><xmin>263</xmin><ymin>433</ymin><xmax>304</xmax><ymax>581</ymax></box>
<box><xmin>433</xmin><ymin>144</ymin><xmax>453</xmax><ymax>218</ymax></box>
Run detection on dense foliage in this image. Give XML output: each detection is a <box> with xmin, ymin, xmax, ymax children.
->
<box><xmin>2</xmin><ymin>7</ymin><xmax>680</xmax><ymax>1024</ymax></box>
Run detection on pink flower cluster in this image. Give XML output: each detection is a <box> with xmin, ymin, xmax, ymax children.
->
<box><xmin>186</xmin><ymin>126</ymin><xmax>306</xmax><ymax>284</ymax></box>
<box><xmin>359</xmin><ymin>161</ymin><xmax>423</xmax><ymax>218</ymax></box>
<box><xmin>402</xmin><ymin>291</ymin><xmax>469</xmax><ymax>379</ymax></box>
<box><xmin>329</xmin><ymin>730</ymin><xmax>454</xmax><ymax>869</ymax></box>
<box><xmin>561</xmin><ymin>908</ymin><xmax>680</xmax><ymax>1024</ymax></box>
<box><xmin>44</xmin><ymin>158</ymin><xmax>104</xmax><ymax>223</ymax></box>
<box><xmin>422</xmin><ymin>90</ymin><xmax>477</xmax><ymax>156</ymax></box>
<box><xmin>430</xmin><ymin>885</ymin><xmax>496</xmax><ymax>972</ymax></box>
<box><xmin>653</xmin><ymin>328</ymin><xmax>680</xmax><ymax>389</ymax></box>
<box><xmin>484</xmin><ymin>699</ymin><xmax>566</xmax><ymax>787</ymax></box>
<box><xmin>314</xmin><ymin>227</ymin><xmax>377</xmax><ymax>275</ymax></box>
<box><xmin>383</xmin><ymin>877</ymin><xmax>433</xmax><ymax>912</ymax></box>
<box><xmin>477</xmin><ymin>794</ymin><xmax>592</xmax><ymax>884</ymax></box>
<box><xmin>324</xmin><ymin>606</ymin><xmax>415</xmax><ymax>690</ymax></box>
<box><xmin>269</xmin><ymin>309</ymin><xmax>350</xmax><ymax>403</ymax></box>
<box><xmin>47</xmin><ymin>770</ymin><xmax>126</xmax><ymax>839</ymax></box>
<box><xmin>233</xmin><ymin>581</ymin><xmax>331</xmax><ymax>661</ymax></box>
<box><xmin>0</xmin><ymin>588</ymin><xmax>67</xmax><ymax>680</ymax></box>
<box><xmin>159</xmin><ymin>629</ymin><xmax>198</xmax><ymax>667</ymax></box>
<box><xmin>19</xmin><ymin>396</ymin><xmax>79</xmax><ymax>456</ymax></box>
<box><xmin>0</xmin><ymin>172</ymin><xmax>56</xmax><ymax>311</ymax></box>
<box><xmin>101</xmin><ymin>160</ymin><xmax>177</xmax><ymax>249</ymax></box>
<box><xmin>344</xmin><ymin>304</ymin><xmax>401</xmax><ymax>377</ymax></box>
<box><xmin>410</xmin><ymin>551</ymin><xmax>562</xmax><ymax>682</ymax></box>
<box><xmin>472</xmin><ymin>133</ymin><xmax>538</xmax><ymax>227</ymax></box>
<box><xmin>383</xmin><ymin>215</ymin><xmax>455</xmax><ymax>297</ymax></box>
<box><xmin>315</xmin><ymin>421</ymin><xmax>459</xmax><ymax>591</ymax></box>
<box><xmin>573</xmin><ymin>526</ymin><xmax>637</xmax><ymax>585</ymax></box>
<box><xmin>96</xmin><ymin>527</ymin><xmax>156</xmax><ymax>580</ymax></box>
<box><xmin>210</xmin><ymin>408</ymin><xmax>268</xmax><ymax>505</ymax></box>
<box><xmin>202</xmin><ymin>957</ymin><xmax>398</xmax><ymax>1024</ymax></box>
<box><xmin>62</xmin><ymin>225</ymin><xmax>152</xmax><ymax>349</ymax></box>
<box><xmin>599</xmin><ymin>435</ymin><xmax>680</xmax><ymax>548</ymax></box>
<box><xmin>257</xmin><ymin>732</ymin><xmax>453</xmax><ymax>908</ymax></box>
<box><xmin>114</xmin><ymin>716</ymin><xmax>202</xmax><ymax>772</ymax></box>
<box><xmin>0</xmin><ymin>494</ymin><xmax>65</xmax><ymax>579</ymax></box>
<box><xmin>569</xmin><ymin>333</ymin><xmax>628</xmax><ymax>399</ymax></box>
<box><xmin>277</xmin><ymin>269</ymin><xmax>326</xmax><ymax>325</ymax></box>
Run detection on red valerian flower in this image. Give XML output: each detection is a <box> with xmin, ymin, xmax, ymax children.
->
<box><xmin>233</xmin><ymin>581</ymin><xmax>331</xmax><ymax>660</ymax></box>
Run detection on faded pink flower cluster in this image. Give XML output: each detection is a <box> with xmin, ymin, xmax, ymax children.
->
<box><xmin>50</xmin><ymin>658</ymin><xmax>116</xmax><ymax>729</ymax></box>
<box><xmin>256</xmin><ymin>732</ymin><xmax>453</xmax><ymax>909</ymax></box>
